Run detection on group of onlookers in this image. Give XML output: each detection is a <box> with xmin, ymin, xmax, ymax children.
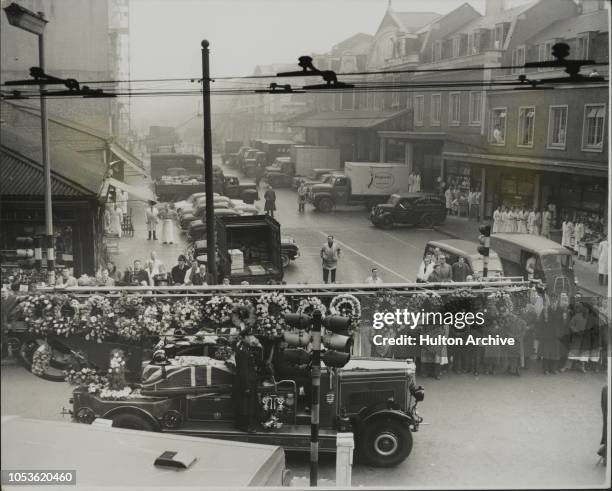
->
<box><xmin>492</xmin><ymin>206</ymin><xmax>553</xmax><ymax>237</ymax></box>
<box><xmin>416</xmin><ymin>249</ymin><xmax>474</xmax><ymax>283</ymax></box>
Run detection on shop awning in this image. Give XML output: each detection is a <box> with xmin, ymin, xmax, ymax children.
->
<box><xmin>290</xmin><ymin>110</ymin><xmax>409</xmax><ymax>129</ymax></box>
<box><xmin>101</xmin><ymin>177</ymin><xmax>156</xmax><ymax>203</ymax></box>
<box><xmin>442</xmin><ymin>151</ymin><xmax>609</xmax><ymax>177</ymax></box>
<box><xmin>109</xmin><ymin>143</ymin><xmax>148</xmax><ymax>177</ymax></box>
<box><xmin>378</xmin><ymin>130</ymin><xmax>446</xmax><ymax>141</ymax></box>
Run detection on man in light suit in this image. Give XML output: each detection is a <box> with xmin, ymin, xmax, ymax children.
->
<box><xmin>145</xmin><ymin>201</ymin><xmax>159</xmax><ymax>240</ymax></box>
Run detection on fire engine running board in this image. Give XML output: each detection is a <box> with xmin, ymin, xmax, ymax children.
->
<box><xmin>168</xmin><ymin>424</ymin><xmax>338</xmax><ymax>452</ymax></box>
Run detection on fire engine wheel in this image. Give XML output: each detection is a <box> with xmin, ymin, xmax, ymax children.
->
<box><xmin>316</xmin><ymin>198</ymin><xmax>333</xmax><ymax>213</ymax></box>
<box><xmin>281</xmin><ymin>254</ymin><xmax>291</xmax><ymax>268</ymax></box>
<box><xmin>419</xmin><ymin>214</ymin><xmax>435</xmax><ymax>228</ymax></box>
<box><xmin>111</xmin><ymin>413</ymin><xmax>156</xmax><ymax>432</ymax></box>
<box><xmin>359</xmin><ymin>418</ymin><xmax>413</xmax><ymax>467</ymax></box>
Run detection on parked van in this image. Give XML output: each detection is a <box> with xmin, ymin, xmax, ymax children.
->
<box><xmin>489</xmin><ymin>233</ymin><xmax>576</xmax><ymax>296</ymax></box>
<box><xmin>424</xmin><ymin>240</ymin><xmax>504</xmax><ymax>278</ymax></box>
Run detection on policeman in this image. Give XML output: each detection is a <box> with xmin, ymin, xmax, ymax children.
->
<box><xmin>234</xmin><ymin>330</ymin><xmax>264</xmax><ymax>433</ymax></box>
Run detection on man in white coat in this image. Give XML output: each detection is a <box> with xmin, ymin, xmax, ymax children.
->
<box><xmin>145</xmin><ymin>201</ymin><xmax>159</xmax><ymax>240</ymax></box>
<box><xmin>597</xmin><ymin>237</ymin><xmax>608</xmax><ymax>286</ymax></box>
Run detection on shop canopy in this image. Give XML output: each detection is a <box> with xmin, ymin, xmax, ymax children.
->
<box><xmin>101</xmin><ymin>177</ymin><xmax>156</xmax><ymax>204</ymax></box>
<box><xmin>109</xmin><ymin>143</ymin><xmax>148</xmax><ymax>177</ymax></box>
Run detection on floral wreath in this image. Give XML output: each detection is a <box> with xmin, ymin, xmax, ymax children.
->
<box><xmin>409</xmin><ymin>291</ymin><xmax>443</xmax><ymax>312</ymax></box>
<box><xmin>173</xmin><ymin>298</ymin><xmax>203</xmax><ymax>332</ymax></box>
<box><xmin>296</xmin><ymin>296</ymin><xmax>327</xmax><ymax>318</ymax></box>
<box><xmin>329</xmin><ymin>294</ymin><xmax>361</xmax><ymax>320</ymax></box>
<box><xmin>141</xmin><ymin>302</ymin><xmax>173</xmax><ymax>337</ymax></box>
<box><xmin>115</xmin><ymin>317</ymin><xmax>142</xmax><ymax>342</ymax></box>
<box><xmin>255</xmin><ymin>292</ymin><xmax>290</xmax><ymax>338</ymax></box>
<box><xmin>52</xmin><ymin>297</ymin><xmax>80</xmax><ymax>337</ymax></box>
<box><xmin>75</xmin><ymin>295</ymin><xmax>114</xmax><ymax>343</ymax></box>
<box><xmin>31</xmin><ymin>342</ymin><xmax>52</xmax><ymax>376</ymax></box>
<box><xmin>19</xmin><ymin>294</ymin><xmax>61</xmax><ymax>335</ymax></box>
<box><xmin>114</xmin><ymin>294</ymin><xmax>145</xmax><ymax>320</ymax></box>
<box><xmin>486</xmin><ymin>290</ymin><xmax>514</xmax><ymax>314</ymax></box>
<box><xmin>204</xmin><ymin>296</ymin><xmax>235</xmax><ymax>326</ymax></box>
<box><xmin>230</xmin><ymin>299</ymin><xmax>257</xmax><ymax>330</ymax></box>
<box><xmin>65</xmin><ymin>367</ymin><xmax>108</xmax><ymax>388</ymax></box>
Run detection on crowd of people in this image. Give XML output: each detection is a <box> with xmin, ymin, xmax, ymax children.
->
<box><xmin>371</xmin><ymin>290</ymin><xmax>607</xmax><ymax>380</ymax></box>
<box><xmin>416</xmin><ymin>249</ymin><xmax>479</xmax><ymax>283</ymax></box>
<box><xmin>492</xmin><ymin>206</ymin><xmax>553</xmax><ymax>237</ymax></box>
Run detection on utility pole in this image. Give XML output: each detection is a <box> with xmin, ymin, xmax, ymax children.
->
<box><xmin>201</xmin><ymin>40</ymin><xmax>217</xmax><ymax>284</ymax></box>
<box><xmin>310</xmin><ymin>309</ymin><xmax>322</xmax><ymax>487</ymax></box>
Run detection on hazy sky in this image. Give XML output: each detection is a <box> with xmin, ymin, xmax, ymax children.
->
<box><xmin>129</xmin><ymin>0</ymin><xmax>531</xmax><ymax>132</ymax></box>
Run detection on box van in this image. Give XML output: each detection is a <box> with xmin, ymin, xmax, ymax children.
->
<box><xmin>1</xmin><ymin>416</ymin><xmax>291</xmax><ymax>488</ymax></box>
<box><xmin>489</xmin><ymin>233</ymin><xmax>576</xmax><ymax>296</ymax></box>
<box><xmin>424</xmin><ymin>240</ymin><xmax>504</xmax><ymax>278</ymax></box>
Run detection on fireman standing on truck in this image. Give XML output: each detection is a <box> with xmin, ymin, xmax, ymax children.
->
<box><xmin>234</xmin><ymin>330</ymin><xmax>264</xmax><ymax>433</ymax></box>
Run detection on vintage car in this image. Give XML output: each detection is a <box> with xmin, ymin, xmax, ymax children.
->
<box><xmin>280</xmin><ymin>236</ymin><xmax>300</xmax><ymax>268</ymax></box>
<box><xmin>70</xmin><ymin>356</ymin><xmax>424</xmax><ymax>467</ymax></box>
<box><xmin>370</xmin><ymin>193</ymin><xmax>446</xmax><ymax>228</ymax></box>
<box><xmin>2</xmin><ymin>416</ymin><xmax>291</xmax><ymax>488</ymax></box>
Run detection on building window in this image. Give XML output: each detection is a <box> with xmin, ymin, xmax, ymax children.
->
<box><xmin>493</xmin><ymin>24</ymin><xmax>504</xmax><ymax>49</ymax></box>
<box><xmin>517</xmin><ymin>107</ymin><xmax>536</xmax><ymax>147</ymax></box>
<box><xmin>452</xmin><ymin>37</ymin><xmax>460</xmax><ymax>58</ymax></box>
<box><xmin>489</xmin><ymin>108</ymin><xmax>507</xmax><ymax>145</ymax></box>
<box><xmin>511</xmin><ymin>46</ymin><xmax>525</xmax><ymax>74</ymax></box>
<box><xmin>468</xmin><ymin>92</ymin><xmax>482</xmax><ymax>125</ymax></box>
<box><xmin>548</xmin><ymin>105</ymin><xmax>568</xmax><ymax>149</ymax></box>
<box><xmin>538</xmin><ymin>41</ymin><xmax>554</xmax><ymax>71</ymax></box>
<box><xmin>576</xmin><ymin>35</ymin><xmax>589</xmax><ymax>59</ymax></box>
<box><xmin>449</xmin><ymin>92</ymin><xmax>461</xmax><ymax>125</ymax></box>
<box><xmin>430</xmin><ymin>94</ymin><xmax>441</xmax><ymax>126</ymax></box>
<box><xmin>433</xmin><ymin>41</ymin><xmax>442</xmax><ymax>62</ymax></box>
<box><xmin>391</xmin><ymin>74</ymin><xmax>400</xmax><ymax>108</ymax></box>
<box><xmin>582</xmin><ymin>104</ymin><xmax>606</xmax><ymax>151</ymax></box>
<box><xmin>341</xmin><ymin>91</ymin><xmax>355</xmax><ymax>111</ymax></box>
<box><xmin>406</xmin><ymin>92</ymin><xmax>412</xmax><ymax>110</ymax></box>
<box><xmin>415</xmin><ymin>95</ymin><xmax>425</xmax><ymax>126</ymax></box>
<box><xmin>468</xmin><ymin>31</ymin><xmax>481</xmax><ymax>54</ymax></box>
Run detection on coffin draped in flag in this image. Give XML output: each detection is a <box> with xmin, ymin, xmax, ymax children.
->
<box><xmin>141</xmin><ymin>356</ymin><xmax>235</xmax><ymax>395</ymax></box>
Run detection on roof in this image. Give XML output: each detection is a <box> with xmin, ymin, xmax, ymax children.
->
<box><xmin>454</xmin><ymin>0</ymin><xmax>537</xmax><ymax>33</ymax></box>
<box><xmin>331</xmin><ymin>33</ymin><xmax>373</xmax><ymax>55</ymax></box>
<box><xmin>526</xmin><ymin>10</ymin><xmax>609</xmax><ymax>45</ymax></box>
<box><xmin>290</xmin><ymin>110</ymin><xmax>409</xmax><ymax>129</ymax></box>
<box><xmin>0</xmin><ymin>127</ymin><xmax>106</xmax><ymax>196</ymax></box>
<box><xmin>1</xmin><ymin>416</ymin><xmax>284</xmax><ymax>488</ymax></box>
<box><xmin>490</xmin><ymin>233</ymin><xmax>572</xmax><ymax>254</ymax></box>
<box><xmin>391</xmin><ymin>11</ymin><xmax>442</xmax><ymax>33</ymax></box>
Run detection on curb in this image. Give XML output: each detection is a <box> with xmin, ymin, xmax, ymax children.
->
<box><xmin>433</xmin><ymin>226</ymin><xmax>604</xmax><ymax>298</ymax></box>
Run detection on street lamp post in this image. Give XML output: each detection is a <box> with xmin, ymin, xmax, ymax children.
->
<box><xmin>201</xmin><ymin>39</ymin><xmax>217</xmax><ymax>284</ymax></box>
<box><xmin>3</xmin><ymin>3</ymin><xmax>55</xmax><ymax>285</ymax></box>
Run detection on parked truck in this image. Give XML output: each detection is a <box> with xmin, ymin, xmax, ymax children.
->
<box><xmin>307</xmin><ymin>162</ymin><xmax>411</xmax><ymax>212</ymax></box>
<box><xmin>221</xmin><ymin>140</ymin><xmax>243</xmax><ymax>166</ymax></box>
<box><xmin>216</xmin><ymin>214</ymin><xmax>283</xmax><ymax>284</ymax></box>
<box><xmin>264</xmin><ymin>146</ymin><xmax>341</xmax><ymax>188</ymax></box>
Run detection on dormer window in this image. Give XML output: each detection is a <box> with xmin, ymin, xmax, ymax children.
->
<box><xmin>468</xmin><ymin>31</ymin><xmax>481</xmax><ymax>54</ymax></box>
<box><xmin>452</xmin><ymin>37</ymin><xmax>461</xmax><ymax>58</ymax></box>
<box><xmin>433</xmin><ymin>40</ymin><xmax>443</xmax><ymax>62</ymax></box>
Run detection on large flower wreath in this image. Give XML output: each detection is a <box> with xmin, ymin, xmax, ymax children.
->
<box><xmin>329</xmin><ymin>294</ymin><xmax>361</xmax><ymax>321</ymax></box>
<box><xmin>255</xmin><ymin>292</ymin><xmax>290</xmax><ymax>338</ymax></box>
<box><xmin>173</xmin><ymin>298</ymin><xmax>203</xmax><ymax>332</ymax></box>
<box><xmin>140</xmin><ymin>302</ymin><xmax>173</xmax><ymax>337</ymax></box>
<box><xmin>204</xmin><ymin>296</ymin><xmax>235</xmax><ymax>326</ymax></box>
<box><xmin>51</xmin><ymin>296</ymin><xmax>80</xmax><ymax>337</ymax></box>
<box><xmin>296</xmin><ymin>296</ymin><xmax>327</xmax><ymax>318</ymax></box>
<box><xmin>19</xmin><ymin>294</ymin><xmax>60</xmax><ymax>335</ymax></box>
<box><xmin>75</xmin><ymin>295</ymin><xmax>115</xmax><ymax>343</ymax></box>
<box><xmin>113</xmin><ymin>294</ymin><xmax>146</xmax><ymax>341</ymax></box>
<box><xmin>31</xmin><ymin>342</ymin><xmax>52</xmax><ymax>376</ymax></box>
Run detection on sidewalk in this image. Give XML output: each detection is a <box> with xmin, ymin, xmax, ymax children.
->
<box><xmin>434</xmin><ymin>215</ymin><xmax>607</xmax><ymax>298</ymax></box>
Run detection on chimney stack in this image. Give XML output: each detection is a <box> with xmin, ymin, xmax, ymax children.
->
<box><xmin>486</xmin><ymin>0</ymin><xmax>510</xmax><ymax>16</ymax></box>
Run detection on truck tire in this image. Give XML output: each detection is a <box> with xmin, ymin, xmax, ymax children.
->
<box><xmin>316</xmin><ymin>197</ymin><xmax>334</xmax><ymax>213</ymax></box>
<box><xmin>419</xmin><ymin>214</ymin><xmax>434</xmax><ymax>228</ymax></box>
<box><xmin>380</xmin><ymin>216</ymin><xmax>394</xmax><ymax>229</ymax></box>
<box><xmin>112</xmin><ymin>413</ymin><xmax>156</xmax><ymax>432</ymax></box>
<box><xmin>281</xmin><ymin>254</ymin><xmax>291</xmax><ymax>268</ymax></box>
<box><xmin>358</xmin><ymin>418</ymin><xmax>413</xmax><ymax>467</ymax></box>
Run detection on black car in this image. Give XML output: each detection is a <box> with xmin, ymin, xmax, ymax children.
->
<box><xmin>370</xmin><ymin>193</ymin><xmax>446</xmax><ymax>228</ymax></box>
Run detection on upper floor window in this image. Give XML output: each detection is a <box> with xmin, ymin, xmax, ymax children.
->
<box><xmin>468</xmin><ymin>31</ymin><xmax>481</xmax><ymax>55</ymax></box>
<box><xmin>489</xmin><ymin>108</ymin><xmax>507</xmax><ymax>145</ymax></box>
<box><xmin>548</xmin><ymin>106</ymin><xmax>568</xmax><ymax>149</ymax></box>
<box><xmin>576</xmin><ymin>35</ymin><xmax>589</xmax><ymax>59</ymax></box>
<box><xmin>469</xmin><ymin>92</ymin><xmax>482</xmax><ymax>125</ymax></box>
<box><xmin>538</xmin><ymin>41</ymin><xmax>554</xmax><ymax>71</ymax></box>
<box><xmin>517</xmin><ymin>107</ymin><xmax>536</xmax><ymax>147</ymax></box>
<box><xmin>431</xmin><ymin>94</ymin><xmax>441</xmax><ymax>126</ymax></box>
<box><xmin>582</xmin><ymin>104</ymin><xmax>606</xmax><ymax>151</ymax></box>
<box><xmin>493</xmin><ymin>24</ymin><xmax>505</xmax><ymax>49</ymax></box>
<box><xmin>452</xmin><ymin>37</ymin><xmax>461</xmax><ymax>58</ymax></box>
<box><xmin>511</xmin><ymin>46</ymin><xmax>526</xmax><ymax>74</ymax></box>
<box><xmin>415</xmin><ymin>95</ymin><xmax>425</xmax><ymax>126</ymax></box>
<box><xmin>449</xmin><ymin>92</ymin><xmax>461</xmax><ymax>125</ymax></box>
<box><xmin>341</xmin><ymin>91</ymin><xmax>355</xmax><ymax>111</ymax></box>
<box><xmin>433</xmin><ymin>41</ymin><xmax>443</xmax><ymax>62</ymax></box>
<box><xmin>406</xmin><ymin>93</ymin><xmax>413</xmax><ymax>110</ymax></box>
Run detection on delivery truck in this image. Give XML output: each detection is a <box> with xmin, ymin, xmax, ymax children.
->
<box><xmin>307</xmin><ymin>162</ymin><xmax>411</xmax><ymax>212</ymax></box>
<box><xmin>216</xmin><ymin>214</ymin><xmax>283</xmax><ymax>284</ymax></box>
<box><xmin>264</xmin><ymin>146</ymin><xmax>341</xmax><ymax>188</ymax></box>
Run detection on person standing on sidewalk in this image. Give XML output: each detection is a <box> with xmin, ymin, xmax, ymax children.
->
<box><xmin>597</xmin><ymin>237</ymin><xmax>608</xmax><ymax>286</ymax></box>
<box><xmin>145</xmin><ymin>201</ymin><xmax>159</xmax><ymax>240</ymax></box>
<box><xmin>320</xmin><ymin>235</ymin><xmax>341</xmax><ymax>284</ymax></box>
<box><xmin>297</xmin><ymin>181</ymin><xmax>307</xmax><ymax>213</ymax></box>
<box><xmin>264</xmin><ymin>185</ymin><xmax>276</xmax><ymax>219</ymax></box>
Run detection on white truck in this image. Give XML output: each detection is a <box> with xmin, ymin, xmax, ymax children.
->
<box><xmin>307</xmin><ymin>162</ymin><xmax>411</xmax><ymax>212</ymax></box>
<box><xmin>263</xmin><ymin>145</ymin><xmax>341</xmax><ymax>188</ymax></box>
